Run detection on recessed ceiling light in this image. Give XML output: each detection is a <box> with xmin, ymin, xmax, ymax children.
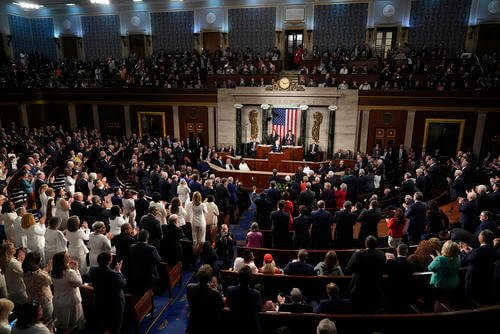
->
<box><xmin>90</xmin><ymin>0</ymin><xmax>109</xmax><ymax>4</ymax></box>
<box><xmin>13</xmin><ymin>2</ymin><xmax>43</xmax><ymax>9</ymax></box>
<box><xmin>133</xmin><ymin>0</ymin><xmax>142</xmax><ymax>2</ymax></box>
<box><xmin>66</xmin><ymin>3</ymin><xmax>76</xmax><ymax>5</ymax></box>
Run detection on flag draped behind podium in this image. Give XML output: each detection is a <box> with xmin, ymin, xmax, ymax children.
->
<box><xmin>272</xmin><ymin>108</ymin><xmax>298</xmax><ymax>139</ymax></box>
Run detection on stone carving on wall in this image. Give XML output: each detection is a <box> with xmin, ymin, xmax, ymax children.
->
<box><xmin>249</xmin><ymin>109</ymin><xmax>259</xmax><ymax>139</ymax></box>
<box><xmin>312</xmin><ymin>111</ymin><xmax>323</xmax><ymax>142</ymax></box>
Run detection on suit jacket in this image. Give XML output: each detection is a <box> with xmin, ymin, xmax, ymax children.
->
<box><xmin>129</xmin><ymin>242</ymin><xmax>161</xmax><ymax>294</ymax></box>
<box><xmin>139</xmin><ymin>214</ymin><xmax>163</xmax><ymax>249</ymax></box>
<box><xmin>415</xmin><ymin>175</ymin><xmax>428</xmax><ymax>197</ymax></box>
<box><xmin>463</xmin><ymin>244</ymin><xmax>496</xmax><ymax>302</ymax></box>
<box><xmin>266</xmin><ymin>188</ymin><xmax>281</xmax><ymax>208</ymax></box>
<box><xmin>186</xmin><ymin>283</ymin><xmax>224</xmax><ymax>334</ymax></box>
<box><xmin>298</xmin><ymin>189</ymin><xmax>316</xmax><ymax>209</ymax></box>
<box><xmin>267</xmin><ymin>133</ymin><xmax>280</xmax><ymax>145</ymax></box>
<box><xmin>283</xmin><ymin>261</ymin><xmax>315</xmax><ymax>276</ymax></box>
<box><xmin>271</xmin><ymin>144</ymin><xmax>282</xmax><ymax>153</ymax></box>
<box><xmin>226</xmin><ymin>285</ymin><xmax>263</xmax><ymax>334</ymax></box>
<box><xmin>309</xmin><ymin>143</ymin><xmax>319</xmax><ymax>154</ymax></box>
<box><xmin>334</xmin><ymin>210</ymin><xmax>356</xmax><ymax>244</ymax></box>
<box><xmin>87</xmin><ymin>204</ymin><xmax>110</xmax><ymax>229</ymax></box>
<box><xmin>357</xmin><ymin>209</ymin><xmax>382</xmax><ymax>243</ymax></box>
<box><xmin>317</xmin><ymin>297</ymin><xmax>352</xmax><ymax>314</ymax></box>
<box><xmin>279</xmin><ymin>302</ymin><xmax>313</xmax><ymax>313</ymax></box>
<box><xmin>401</xmin><ymin>179</ymin><xmax>417</xmax><ymax>197</ymax></box>
<box><xmin>70</xmin><ymin>201</ymin><xmax>88</xmax><ymax>223</ymax></box>
<box><xmin>89</xmin><ymin>265</ymin><xmax>126</xmax><ymax>313</ymax></box>
<box><xmin>310</xmin><ymin>209</ymin><xmax>333</xmax><ymax>249</ymax></box>
<box><xmin>283</xmin><ymin>134</ymin><xmax>295</xmax><ymax>146</ymax></box>
<box><xmin>76</xmin><ymin>178</ymin><xmax>90</xmax><ymax>197</ymax></box>
<box><xmin>134</xmin><ymin>198</ymin><xmax>150</xmax><ymax>224</ymax></box>
<box><xmin>271</xmin><ymin>210</ymin><xmax>291</xmax><ymax>248</ymax></box>
<box><xmin>385</xmin><ymin>256</ymin><xmax>416</xmax><ymax>310</ymax></box>
<box><xmin>113</xmin><ymin>233</ymin><xmax>136</xmax><ymax>277</ymax></box>
<box><xmin>449</xmin><ymin>176</ymin><xmax>465</xmax><ymax>200</ymax></box>
<box><xmin>459</xmin><ymin>199</ymin><xmax>478</xmax><ymax>233</ymax></box>
<box><xmin>247</xmin><ymin>141</ymin><xmax>259</xmax><ymax>157</ymax></box>
<box><xmin>405</xmin><ymin>201</ymin><xmax>427</xmax><ymax>244</ymax></box>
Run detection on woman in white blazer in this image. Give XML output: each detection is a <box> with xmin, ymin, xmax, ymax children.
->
<box><xmin>66</xmin><ymin>216</ymin><xmax>89</xmax><ymax>275</ymax></box>
<box><xmin>22</xmin><ymin>213</ymin><xmax>46</xmax><ymax>264</ymax></box>
<box><xmin>44</xmin><ymin>217</ymin><xmax>68</xmax><ymax>264</ymax></box>
<box><xmin>88</xmin><ymin>221</ymin><xmax>111</xmax><ymax>267</ymax></box>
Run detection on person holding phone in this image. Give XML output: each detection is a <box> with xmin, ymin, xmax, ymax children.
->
<box><xmin>89</xmin><ymin>252</ymin><xmax>127</xmax><ymax>334</ymax></box>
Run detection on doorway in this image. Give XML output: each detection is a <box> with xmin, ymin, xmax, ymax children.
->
<box><xmin>202</xmin><ymin>32</ymin><xmax>221</xmax><ymax>55</ymax></box>
<box><xmin>61</xmin><ymin>36</ymin><xmax>79</xmax><ymax>59</ymax></box>
<box><xmin>184</xmin><ymin>123</ymin><xmax>205</xmax><ymax>142</ymax></box>
<box><xmin>374</xmin><ymin>127</ymin><xmax>397</xmax><ymax>148</ymax></box>
<box><xmin>375</xmin><ymin>27</ymin><xmax>397</xmax><ymax>59</ymax></box>
<box><xmin>284</xmin><ymin>30</ymin><xmax>304</xmax><ymax>70</ymax></box>
<box><xmin>129</xmin><ymin>34</ymin><xmax>146</xmax><ymax>58</ymax></box>
<box><xmin>137</xmin><ymin>112</ymin><xmax>166</xmax><ymax>138</ymax></box>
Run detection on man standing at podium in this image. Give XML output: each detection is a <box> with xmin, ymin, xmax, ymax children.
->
<box><xmin>247</xmin><ymin>137</ymin><xmax>259</xmax><ymax>158</ymax></box>
<box><xmin>271</xmin><ymin>139</ymin><xmax>282</xmax><ymax>153</ymax></box>
<box><xmin>283</xmin><ymin>129</ymin><xmax>295</xmax><ymax>146</ymax></box>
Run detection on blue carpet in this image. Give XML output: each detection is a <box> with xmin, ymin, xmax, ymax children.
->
<box><xmin>145</xmin><ymin>206</ymin><xmax>255</xmax><ymax>334</ymax></box>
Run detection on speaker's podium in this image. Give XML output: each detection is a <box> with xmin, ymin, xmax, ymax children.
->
<box><xmin>256</xmin><ymin>145</ymin><xmax>304</xmax><ymax>161</ymax></box>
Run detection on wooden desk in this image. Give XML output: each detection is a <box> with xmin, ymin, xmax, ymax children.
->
<box><xmin>256</xmin><ymin>145</ymin><xmax>304</xmax><ymax>161</ymax></box>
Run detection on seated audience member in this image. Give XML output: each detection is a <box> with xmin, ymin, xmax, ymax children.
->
<box><xmin>384</xmin><ymin>243</ymin><xmax>416</xmax><ymax>312</ymax></box>
<box><xmin>89</xmin><ymin>252</ymin><xmax>127</xmax><ymax>334</ymax></box>
<box><xmin>345</xmin><ymin>235</ymin><xmax>386</xmax><ymax>313</ymax></box>
<box><xmin>11</xmin><ymin>302</ymin><xmax>54</xmax><ymax>334</ymax></box>
<box><xmin>226</xmin><ymin>266</ymin><xmax>263</xmax><ymax>334</ymax></box>
<box><xmin>316</xmin><ymin>318</ymin><xmax>337</xmax><ymax>334</ymax></box>
<box><xmin>407</xmin><ymin>237</ymin><xmax>442</xmax><ymax>271</ymax></box>
<box><xmin>187</xmin><ymin>264</ymin><xmax>224</xmax><ymax>334</ymax></box>
<box><xmin>386</xmin><ymin>208</ymin><xmax>406</xmax><ymax>248</ymax></box>
<box><xmin>279</xmin><ymin>288</ymin><xmax>314</xmax><ymax>313</ymax></box>
<box><xmin>428</xmin><ymin>240</ymin><xmax>461</xmax><ymax>311</ymax></box>
<box><xmin>259</xmin><ymin>253</ymin><xmax>281</xmax><ymax>274</ymax></box>
<box><xmin>0</xmin><ymin>298</ymin><xmax>14</xmax><ymax>332</ymax></box>
<box><xmin>246</xmin><ymin>222</ymin><xmax>263</xmax><ymax>248</ymax></box>
<box><xmin>283</xmin><ymin>249</ymin><xmax>315</xmax><ymax>276</ymax></box>
<box><xmin>460</xmin><ymin>229</ymin><xmax>496</xmax><ymax>304</ymax></box>
<box><xmin>233</xmin><ymin>249</ymin><xmax>258</xmax><ymax>274</ymax></box>
<box><xmin>333</xmin><ymin>201</ymin><xmax>356</xmax><ymax>249</ymax></box>
<box><xmin>225</xmin><ymin>158</ymin><xmax>235</xmax><ymax>170</ymax></box>
<box><xmin>317</xmin><ymin>283</ymin><xmax>351</xmax><ymax>314</ymax></box>
<box><xmin>314</xmin><ymin>251</ymin><xmax>343</xmax><ymax>276</ymax></box>
<box><xmin>129</xmin><ymin>230</ymin><xmax>161</xmax><ymax>294</ymax></box>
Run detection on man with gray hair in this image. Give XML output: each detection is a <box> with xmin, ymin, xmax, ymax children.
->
<box><xmin>317</xmin><ymin>318</ymin><xmax>337</xmax><ymax>334</ymax></box>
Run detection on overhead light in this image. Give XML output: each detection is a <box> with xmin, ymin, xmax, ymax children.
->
<box><xmin>66</xmin><ymin>3</ymin><xmax>76</xmax><ymax>5</ymax></box>
<box><xmin>90</xmin><ymin>0</ymin><xmax>109</xmax><ymax>4</ymax></box>
<box><xmin>13</xmin><ymin>2</ymin><xmax>43</xmax><ymax>9</ymax></box>
<box><xmin>133</xmin><ymin>0</ymin><xmax>142</xmax><ymax>2</ymax></box>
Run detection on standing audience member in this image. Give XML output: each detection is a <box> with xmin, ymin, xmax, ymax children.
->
<box><xmin>160</xmin><ymin>215</ymin><xmax>184</xmax><ymax>267</ymax></box>
<box><xmin>404</xmin><ymin>192</ymin><xmax>427</xmax><ymax>245</ymax></box>
<box><xmin>386</xmin><ymin>208</ymin><xmax>406</xmax><ymax>248</ymax></box>
<box><xmin>0</xmin><ymin>241</ymin><xmax>28</xmax><ymax>305</ymax></box>
<box><xmin>139</xmin><ymin>207</ymin><xmax>163</xmax><ymax>250</ymax></box>
<box><xmin>216</xmin><ymin>224</ymin><xmax>234</xmax><ymax>269</ymax></box>
<box><xmin>271</xmin><ymin>200</ymin><xmax>292</xmax><ymax>249</ymax></box>
<box><xmin>129</xmin><ymin>230</ymin><xmax>161</xmax><ymax>295</ymax></box>
<box><xmin>51</xmin><ymin>252</ymin><xmax>85</xmax><ymax>331</ymax></box>
<box><xmin>88</xmin><ymin>221</ymin><xmax>111</xmax><ymax>268</ymax></box>
<box><xmin>345</xmin><ymin>236</ymin><xmax>386</xmax><ymax>313</ymax></box>
<box><xmin>66</xmin><ymin>216</ymin><xmax>89</xmax><ymax>275</ymax></box>
<box><xmin>187</xmin><ymin>192</ymin><xmax>208</xmax><ymax>253</ymax></box>
<box><xmin>246</xmin><ymin>222</ymin><xmax>263</xmax><ymax>248</ymax></box>
<box><xmin>204</xmin><ymin>195</ymin><xmax>219</xmax><ymax>243</ymax></box>
<box><xmin>112</xmin><ymin>223</ymin><xmax>136</xmax><ymax>279</ymax></box>
<box><xmin>186</xmin><ymin>264</ymin><xmax>224</xmax><ymax>334</ymax></box>
<box><xmin>89</xmin><ymin>252</ymin><xmax>127</xmax><ymax>334</ymax></box>
<box><xmin>22</xmin><ymin>213</ymin><xmax>46</xmax><ymax>264</ymax></box>
<box><xmin>0</xmin><ymin>298</ymin><xmax>14</xmax><ymax>333</ymax></box>
<box><xmin>357</xmin><ymin>200</ymin><xmax>381</xmax><ymax>247</ymax></box>
<box><xmin>22</xmin><ymin>252</ymin><xmax>53</xmax><ymax>319</ymax></box>
<box><xmin>226</xmin><ymin>266</ymin><xmax>263</xmax><ymax>334</ymax></box>
<box><xmin>310</xmin><ymin>200</ymin><xmax>334</xmax><ymax>249</ymax></box>
<box><xmin>333</xmin><ymin>201</ymin><xmax>356</xmax><ymax>249</ymax></box>
<box><xmin>109</xmin><ymin>206</ymin><xmax>126</xmax><ymax>237</ymax></box>
<box><xmin>44</xmin><ymin>217</ymin><xmax>67</xmax><ymax>265</ymax></box>
<box><xmin>11</xmin><ymin>302</ymin><xmax>53</xmax><ymax>334</ymax></box>
<box><xmin>292</xmin><ymin>206</ymin><xmax>310</xmax><ymax>249</ymax></box>
<box><xmin>384</xmin><ymin>243</ymin><xmax>416</xmax><ymax>312</ymax></box>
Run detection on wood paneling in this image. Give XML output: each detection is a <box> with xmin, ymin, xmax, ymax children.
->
<box><xmin>367</xmin><ymin>110</ymin><xmax>407</xmax><ymax>151</ymax></box>
<box><xmin>202</xmin><ymin>32</ymin><xmax>220</xmax><ymax>55</ymax></box>
<box><xmin>130</xmin><ymin>105</ymin><xmax>173</xmax><ymax>137</ymax></box>
<box><xmin>481</xmin><ymin>112</ymin><xmax>500</xmax><ymax>158</ymax></box>
<box><xmin>178</xmin><ymin>106</ymin><xmax>208</xmax><ymax>144</ymax></box>
<box><xmin>75</xmin><ymin>104</ymin><xmax>94</xmax><ymax>129</ymax></box>
<box><xmin>27</xmin><ymin>104</ymin><xmax>70</xmax><ymax>129</ymax></box>
<box><xmin>98</xmin><ymin>105</ymin><xmax>125</xmax><ymax>137</ymax></box>
<box><xmin>412</xmin><ymin>111</ymin><xmax>477</xmax><ymax>157</ymax></box>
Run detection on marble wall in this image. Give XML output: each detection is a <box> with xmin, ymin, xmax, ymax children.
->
<box><xmin>217</xmin><ymin>88</ymin><xmax>359</xmax><ymax>158</ymax></box>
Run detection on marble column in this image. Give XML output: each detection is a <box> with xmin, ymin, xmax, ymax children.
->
<box><xmin>404</xmin><ymin>110</ymin><xmax>416</xmax><ymax>149</ymax></box>
<box><xmin>68</xmin><ymin>103</ymin><xmax>77</xmax><ymax>129</ymax></box>
<box><xmin>19</xmin><ymin>104</ymin><xmax>29</xmax><ymax>129</ymax></box>
<box><xmin>208</xmin><ymin>106</ymin><xmax>215</xmax><ymax>147</ymax></box>
<box><xmin>327</xmin><ymin>105</ymin><xmax>338</xmax><ymax>158</ymax></box>
<box><xmin>123</xmin><ymin>104</ymin><xmax>132</xmax><ymax>138</ymax></box>
<box><xmin>261</xmin><ymin>104</ymin><xmax>270</xmax><ymax>142</ymax></box>
<box><xmin>473</xmin><ymin>111</ymin><xmax>487</xmax><ymax>158</ymax></box>
<box><xmin>172</xmin><ymin>105</ymin><xmax>180</xmax><ymax>139</ymax></box>
<box><xmin>92</xmin><ymin>104</ymin><xmax>100</xmax><ymax>130</ymax></box>
<box><xmin>359</xmin><ymin>109</ymin><xmax>370</xmax><ymax>153</ymax></box>
<box><xmin>234</xmin><ymin>104</ymin><xmax>243</xmax><ymax>155</ymax></box>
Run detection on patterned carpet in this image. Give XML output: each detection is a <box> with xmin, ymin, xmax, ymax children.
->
<box><xmin>144</xmin><ymin>205</ymin><xmax>255</xmax><ymax>334</ymax></box>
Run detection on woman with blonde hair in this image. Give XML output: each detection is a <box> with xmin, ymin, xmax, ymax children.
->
<box><xmin>259</xmin><ymin>253</ymin><xmax>281</xmax><ymax>274</ymax></box>
<box><xmin>186</xmin><ymin>191</ymin><xmax>207</xmax><ymax>252</ymax></box>
<box><xmin>22</xmin><ymin>213</ymin><xmax>46</xmax><ymax>264</ymax></box>
<box><xmin>204</xmin><ymin>195</ymin><xmax>219</xmax><ymax>243</ymax></box>
<box><xmin>54</xmin><ymin>188</ymin><xmax>71</xmax><ymax>231</ymax></box>
<box><xmin>177</xmin><ymin>178</ymin><xmax>191</xmax><ymax>206</ymax></box>
<box><xmin>0</xmin><ymin>298</ymin><xmax>14</xmax><ymax>333</ymax></box>
<box><xmin>0</xmin><ymin>241</ymin><xmax>28</xmax><ymax>305</ymax></box>
<box><xmin>38</xmin><ymin>184</ymin><xmax>49</xmax><ymax>217</ymax></box>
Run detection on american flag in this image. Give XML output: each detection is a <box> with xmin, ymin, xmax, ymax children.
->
<box><xmin>272</xmin><ymin>108</ymin><xmax>298</xmax><ymax>139</ymax></box>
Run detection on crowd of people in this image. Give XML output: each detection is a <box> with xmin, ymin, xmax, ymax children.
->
<box><xmin>0</xmin><ymin>120</ymin><xmax>498</xmax><ymax>333</ymax></box>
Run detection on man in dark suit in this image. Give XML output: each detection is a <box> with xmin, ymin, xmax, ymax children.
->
<box><xmin>254</xmin><ymin>192</ymin><xmax>273</xmax><ymax>230</ymax></box>
<box><xmin>396</xmin><ymin>144</ymin><xmax>407</xmax><ymax>165</ymax></box>
<box><xmin>70</xmin><ymin>192</ymin><xmax>88</xmax><ymax>223</ymax></box>
<box><xmin>139</xmin><ymin>206</ymin><xmax>163</xmax><ymax>249</ymax></box>
<box><xmin>334</xmin><ymin>201</ymin><xmax>357</xmax><ymax>249</ymax></box>
<box><xmin>210</xmin><ymin>153</ymin><xmax>225</xmax><ymax>168</ymax></box>
<box><xmin>87</xmin><ymin>195</ymin><xmax>110</xmax><ymax>230</ymax></box>
<box><xmin>187</xmin><ymin>264</ymin><xmax>224</xmax><ymax>334</ymax></box>
<box><xmin>134</xmin><ymin>190</ymin><xmax>150</xmax><ymax>226</ymax></box>
<box><xmin>404</xmin><ymin>192</ymin><xmax>427</xmax><ymax>245</ymax></box>
<box><xmin>129</xmin><ymin>230</ymin><xmax>161</xmax><ymax>295</ymax></box>
<box><xmin>415</xmin><ymin>168</ymin><xmax>428</xmax><ymax>199</ymax></box>
<box><xmin>357</xmin><ymin>169</ymin><xmax>374</xmax><ymax>195</ymax></box>
<box><xmin>89</xmin><ymin>252</ymin><xmax>127</xmax><ymax>334</ymax></box>
<box><xmin>271</xmin><ymin>139</ymin><xmax>282</xmax><ymax>153</ymax></box>
<box><xmin>283</xmin><ymin>249</ymin><xmax>315</xmax><ymax>275</ymax></box>
<box><xmin>400</xmin><ymin>172</ymin><xmax>417</xmax><ymax>198</ymax></box>
<box><xmin>459</xmin><ymin>191</ymin><xmax>479</xmax><ymax>233</ymax></box>
<box><xmin>427</xmin><ymin>158</ymin><xmax>440</xmax><ymax>187</ymax></box>
<box><xmin>279</xmin><ymin>288</ymin><xmax>313</xmax><ymax>313</ymax></box>
<box><xmin>226</xmin><ymin>266</ymin><xmax>263</xmax><ymax>334</ymax></box>
<box><xmin>461</xmin><ymin>229</ymin><xmax>496</xmax><ymax>304</ymax></box>
<box><xmin>448</xmin><ymin>169</ymin><xmax>465</xmax><ymax>201</ymax></box>
<box><xmin>298</xmin><ymin>182</ymin><xmax>316</xmax><ymax>212</ymax></box>
<box><xmin>310</xmin><ymin>200</ymin><xmax>334</xmax><ymax>249</ymax></box>
<box><xmin>75</xmin><ymin>172</ymin><xmax>90</xmax><ymax>197</ymax></box>
<box><xmin>345</xmin><ymin>236</ymin><xmax>386</xmax><ymax>313</ymax></box>
<box><xmin>308</xmin><ymin>141</ymin><xmax>320</xmax><ymax>161</ymax></box>
<box><xmin>357</xmin><ymin>200</ymin><xmax>382</xmax><ymax>246</ymax></box>
<box><xmin>384</xmin><ymin>243</ymin><xmax>416</xmax><ymax>312</ymax></box>
<box><xmin>283</xmin><ymin>129</ymin><xmax>295</xmax><ymax>146</ymax></box>
<box><xmin>247</xmin><ymin>137</ymin><xmax>259</xmax><ymax>158</ymax></box>
<box><xmin>317</xmin><ymin>283</ymin><xmax>352</xmax><ymax>314</ymax></box>
<box><xmin>271</xmin><ymin>200</ymin><xmax>292</xmax><ymax>248</ymax></box>
<box><xmin>266</xmin><ymin>181</ymin><xmax>281</xmax><ymax>209</ymax></box>
<box><xmin>112</xmin><ymin>223</ymin><xmax>136</xmax><ymax>280</ymax></box>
